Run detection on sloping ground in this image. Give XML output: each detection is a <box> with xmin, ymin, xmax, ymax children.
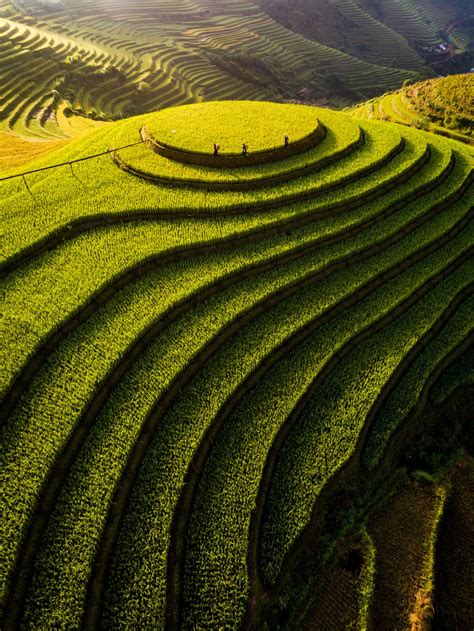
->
<box><xmin>351</xmin><ymin>74</ymin><xmax>474</xmax><ymax>145</ymax></box>
<box><xmin>367</xmin><ymin>477</ymin><xmax>446</xmax><ymax>630</ymax></box>
<box><xmin>359</xmin><ymin>0</ymin><xmax>474</xmax><ymax>54</ymax></box>
<box><xmin>0</xmin><ymin>131</ymin><xmax>68</xmax><ymax>173</ymax></box>
<box><xmin>433</xmin><ymin>456</ymin><xmax>474</xmax><ymax>631</ymax></box>
<box><xmin>257</xmin><ymin>0</ymin><xmax>472</xmax><ymax>70</ymax></box>
<box><xmin>293</xmin><ymin>532</ymin><xmax>375</xmax><ymax>630</ymax></box>
<box><xmin>0</xmin><ymin>0</ymin><xmax>434</xmax><ymax>139</ymax></box>
<box><xmin>0</xmin><ymin>101</ymin><xmax>473</xmax><ymax>629</ymax></box>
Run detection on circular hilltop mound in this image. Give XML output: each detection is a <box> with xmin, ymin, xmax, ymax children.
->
<box><xmin>145</xmin><ymin>101</ymin><xmax>319</xmax><ymax>155</ymax></box>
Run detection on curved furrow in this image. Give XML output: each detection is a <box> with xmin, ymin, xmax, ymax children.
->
<box><xmin>117</xmin><ymin>116</ymin><xmax>355</xmax><ymax>186</ymax></box>
<box><xmin>0</xmin><ymin>222</ymin><xmax>384</xmax><ymax>627</ymax></box>
<box><xmin>1</xmin><ymin>123</ymin><xmax>406</xmax><ymax>274</ymax></box>
<box><xmin>0</xmin><ymin>119</ymin><xmax>371</xmax><ymax>265</ymax></box>
<box><xmin>2</xmin><ymin>139</ymin><xmax>444</xmax><ymax>417</ymax></box>
<box><xmin>13</xmin><ymin>163</ymin><xmax>448</xmax><ymax>628</ymax></box>
<box><xmin>116</xmin><ymin>124</ymin><xmax>367</xmax><ymax>191</ymax></box>
<box><xmin>256</xmin><ymin>265</ymin><xmax>472</xmax><ymax>598</ymax></box>
<box><xmin>77</xmin><ymin>201</ymin><xmax>471</xmax><ymax>629</ymax></box>
<box><xmin>263</xmin><ymin>291</ymin><xmax>473</xmax><ymax>625</ymax></box>
<box><xmin>139</xmin><ymin>118</ymin><xmax>326</xmax><ymax>167</ymax></box>
<box><xmin>172</xmin><ymin>228</ymin><xmax>472</xmax><ymax>629</ymax></box>
<box><xmin>3</xmin><ymin>163</ymin><xmax>459</xmax><ymax>626</ymax></box>
<box><xmin>428</xmin><ymin>342</ymin><xmax>473</xmax><ymax>407</ymax></box>
<box><xmin>362</xmin><ymin>291</ymin><xmax>473</xmax><ymax>470</ymax></box>
<box><xmin>4</xmin><ymin>118</ymin><xmax>428</xmax><ymax>271</ymax></box>
<box><xmin>1</xmin><ymin>99</ymin><xmax>471</xmax><ymax>628</ymax></box>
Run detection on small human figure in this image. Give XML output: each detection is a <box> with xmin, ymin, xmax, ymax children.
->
<box><xmin>284</xmin><ymin>134</ymin><xmax>289</xmax><ymax>148</ymax></box>
<box><xmin>242</xmin><ymin>143</ymin><xmax>248</xmax><ymax>157</ymax></box>
<box><xmin>213</xmin><ymin>143</ymin><xmax>220</xmax><ymax>157</ymax></box>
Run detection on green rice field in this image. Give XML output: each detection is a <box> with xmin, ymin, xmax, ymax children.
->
<box><xmin>1</xmin><ymin>100</ymin><xmax>473</xmax><ymax>629</ymax></box>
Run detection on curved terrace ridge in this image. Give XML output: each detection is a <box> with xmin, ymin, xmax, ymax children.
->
<box><xmin>1</xmin><ymin>100</ymin><xmax>473</xmax><ymax>631</ymax></box>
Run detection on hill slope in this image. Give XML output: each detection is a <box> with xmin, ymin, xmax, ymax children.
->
<box><xmin>351</xmin><ymin>73</ymin><xmax>474</xmax><ymax>145</ymax></box>
<box><xmin>2</xmin><ymin>0</ymin><xmax>472</xmax><ymax>139</ymax></box>
<box><xmin>1</xmin><ymin>101</ymin><xmax>472</xmax><ymax>629</ymax></box>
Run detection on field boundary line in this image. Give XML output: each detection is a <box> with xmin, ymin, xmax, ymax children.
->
<box><xmin>166</xmin><ymin>243</ymin><xmax>473</xmax><ymax>629</ymax></box>
<box><xmin>2</xmin><ymin>134</ymin><xmax>428</xmax><ymax>276</ymax></box>
<box><xmin>248</xmin><ymin>248</ymin><xmax>473</xmax><ymax>600</ymax></box>
<box><xmin>81</xmin><ymin>220</ymin><xmax>471</xmax><ymax>631</ymax></box>
<box><xmin>258</xmin><ymin>285</ymin><xmax>473</xmax><ymax>626</ymax></box>
<box><xmin>3</xmin><ymin>165</ymin><xmax>465</xmax><ymax>630</ymax></box>
<box><xmin>140</xmin><ymin>120</ymin><xmax>326</xmax><ymax>168</ymax></box>
<box><xmin>1</xmin><ymin>147</ymin><xmax>459</xmax><ymax>420</ymax></box>
<box><xmin>112</xmin><ymin>126</ymin><xmax>365</xmax><ymax>191</ymax></box>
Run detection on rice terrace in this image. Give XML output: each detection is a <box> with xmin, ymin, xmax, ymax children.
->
<box><xmin>0</xmin><ymin>0</ymin><xmax>473</xmax><ymax>630</ymax></box>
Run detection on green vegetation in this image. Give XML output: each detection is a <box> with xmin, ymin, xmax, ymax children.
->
<box><xmin>145</xmin><ymin>101</ymin><xmax>318</xmax><ymax>154</ymax></box>
<box><xmin>351</xmin><ymin>74</ymin><xmax>474</xmax><ymax>144</ymax></box>
<box><xmin>1</xmin><ymin>100</ymin><xmax>472</xmax><ymax>629</ymax></box>
<box><xmin>366</xmin><ymin>475</ymin><xmax>447</xmax><ymax>631</ymax></box>
<box><xmin>4</xmin><ymin>0</ymin><xmax>472</xmax><ymax>144</ymax></box>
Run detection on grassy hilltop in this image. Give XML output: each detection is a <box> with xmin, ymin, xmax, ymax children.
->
<box><xmin>1</xmin><ymin>100</ymin><xmax>473</xmax><ymax>629</ymax></box>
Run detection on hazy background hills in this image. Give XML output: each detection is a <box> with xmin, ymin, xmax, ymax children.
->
<box><xmin>1</xmin><ymin>0</ymin><xmax>472</xmax><ymax>136</ymax></box>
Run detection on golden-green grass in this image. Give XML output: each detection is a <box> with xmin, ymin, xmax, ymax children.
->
<box><xmin>350</xmin><ymin>74</ymin><xmax>474</xmax><ymax>145</ymax></box>
<box><xmin>0</xmin><ymin>132</ymin><xmax>68</xmax><ymax>175</ymax></box>
<box><xmin>1</xmin><ymin>100</ymin><xmax>472</xmax><ymax>631</ymax></box>
<box><xmin>146</xmin><ymin>101</ymin><xmax>317</xmax><ymax>154</ymax></box>
<box><xmin>0</xmin><ymin>0</ymin><xmax>432</xmax><ymax>140</ymax></box>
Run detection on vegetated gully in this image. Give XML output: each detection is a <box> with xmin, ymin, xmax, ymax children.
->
<box><xmin>0</xmin><ymin>155</ymin><xmax>469</xmax><ymax>629</ymax></box>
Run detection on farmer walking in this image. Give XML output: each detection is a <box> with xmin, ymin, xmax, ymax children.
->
<box><xmin>242</xmin><ymin>143</ymin><xmax>248</xmax><ymax>157</ymax></box>
<box><xmin>213</xmin><ymin>143</ymin><xmax>220</xmax><ymax>157</ymax></box>
<box><xmin>284</xmin><ymin>134</ymin><xmax>289</xmax><ymax>148</ymax></box>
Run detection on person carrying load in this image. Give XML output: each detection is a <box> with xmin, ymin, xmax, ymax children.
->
<box><xmin>213</xmin><ymin>143</ymin><xmax>220</xmax><ymax>157</ymax></box>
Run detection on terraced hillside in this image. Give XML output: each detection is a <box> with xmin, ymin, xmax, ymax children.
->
<box><xmin>1</xmin><ymin>101</ymin><xmax>473</xmax><ymax>629</ymax></box>
<box><xmin>351</xmin><ymin>73</ymin><xmax>474</xmax><ymax>145</ymax></box>
<box><xmin>2</xmin><ymin>0</ymin><xmax>462</xmax><ymax>140</ymax></box>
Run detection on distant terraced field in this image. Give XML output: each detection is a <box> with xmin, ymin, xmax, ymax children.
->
<box><xmin>5</xmin><ymin>0</ymin><xmax>471</xmax><ymax>143</ymax></box>
<box><xmin>351</xmin><ymin>73</ymin><xmax>474</xmax><ymax>145</ymax></box>
<box><xmin>1</xmin><ymin>101</ymin><xmax>472</xmax><ymax>629</ymax></box>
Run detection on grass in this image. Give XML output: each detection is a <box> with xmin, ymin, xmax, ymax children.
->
<box><xmin>363</xmin><ymin>294</ymin><xmax>473</xmax><ymax>469</ymax></box>
<box><xmin>429</xmin><ymin>346</ymin><xmax>474</xmax><ymax>406</ymax></box>
<box><xmin>1</xmin><ymin>100</ymin><xmax>472</xmax><ymax>630</ymax></box>
<box><xmin>350</xmin><ymin>74</ymin><xmax>474</xmax><ymax>145</ymax></box>
<box><xmin>432</xmin><ymin>457</ymin><xmax>474</xmax><ymax>629</ymax></box>
<box><xmin>180</xmin><ymin>257</ymin><xmax>470</xmax><ymax>627</ymax></box>
<box><xmin>3</xmin><ymin>167</ymin><xmax>447</xmax><ymax>620</ymax></box>
<box><xmin>366</xmin><ymin>474</ymin><xmax>447</xmax><ymax>631</ymax></box>
<box><xmin>259</xmin><ymin>229</ymin><xmax>471</xmax><ymax>586</ymax></box>
<box><xmin>294</xmin><ymin>530</ymin><xmax>375</xmax><ymax>630</ymax></box>
<box><xmin>145</xmin><ymin>101</ymin><xmax>318</xmax><ymax>154</ymax></box>
<box><xmin>0</xmin><ymin>131</ymin><xmax>68</xmax><ymax>173</ymax></box>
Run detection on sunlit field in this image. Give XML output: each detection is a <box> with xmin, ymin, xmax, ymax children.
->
<box><xmin>1</xmin><ymin>99</ymin><xmax>472</xmax><ymax>629</ymax></box>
